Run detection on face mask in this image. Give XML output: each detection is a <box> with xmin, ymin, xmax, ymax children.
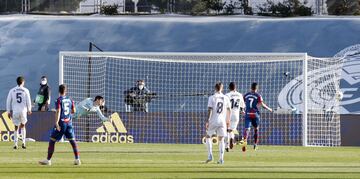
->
<box><xmin>138</xmin><ymin>85</ymin><xmax>144</xmax><ymax>90</ymax></box>
<box><xmin>41</xmin><ymin>79</ymin><xmax>47</xmax><ymax>85</ymax></box>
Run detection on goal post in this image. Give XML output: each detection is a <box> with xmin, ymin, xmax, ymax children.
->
<box><xmin>303</xmin><ymin>53</ymin><xmax>308</xmax><ymax>147</ymax></box>
<box><xmin>59</xmin><ymin>51</ymin><xmax>343</xmax><ymax>146</ymax></box>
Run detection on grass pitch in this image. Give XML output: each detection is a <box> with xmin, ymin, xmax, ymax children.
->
<box><xmin>0</xmin><ymin>142</ymin><xmax>359</xmax><ymax>178</ymax></box>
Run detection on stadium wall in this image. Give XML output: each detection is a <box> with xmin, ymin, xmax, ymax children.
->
<box><xmin>0</xmin><ymin>111</ymin><xmax>359</xmax><ymax>146</ymax></box>
<box><xmin>0</xmin><ymin>16</ymin><xmax>360</xmax><ymax>114</ymax></box>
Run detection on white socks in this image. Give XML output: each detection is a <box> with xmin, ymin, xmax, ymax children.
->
<box><xmin>14</xmin><ymin>127</ymin><xmax>26</xmax><ymax>146</ymax></box>
<box><xmin>206</xmin><ymin>137</ymin><xmax>213</xmax><ymax>159</ymax></box>
<box><xmin>230</xmin><ymin>132</ymin><xmax>235</xmax><ymax>139</ymax></box>
<box><xmin>21</xmin><ymin>128</ymin><xmax>26</xmax><ymax>145</ymax></box>
<box><xmin>206</xmin><ymin>137</ymin><xmax>225</xmax><ymax>161</ymax></box>
<box><xmin>14</xmin><ymin>128</ymin><xmax>19</xmax><ymax>146</ymax></box>
<box><xmin>225</xmin><ymin>132</ymin><xmax>230</xmax><ymax>148</ymax></box>
<box><xmin>219</xmin><ymin>138</ymin><xmax>225</xmax><ymax>161</ymax></box>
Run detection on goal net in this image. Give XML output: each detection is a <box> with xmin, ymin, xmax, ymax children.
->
<box><xmin>59</xmin><ymin>52</ymin><xmax>343</xmax><ymax>146</ymax></box>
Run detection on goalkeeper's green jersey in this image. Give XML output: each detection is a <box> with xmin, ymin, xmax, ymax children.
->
<box><xmin>73</xmin><ymin>98</ymin><xmax>108</xmax><ymax>122</ymax></box>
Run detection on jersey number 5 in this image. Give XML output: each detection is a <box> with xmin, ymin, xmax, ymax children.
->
<box><xmin>63</xmin><ymin>102</ymin><xmax>70</xmax><ymax>115</ymax></box>
<box><xmin>16</xmin><ymin>93</ymin><xmax>22</xmax><ymax>103</ymax></box>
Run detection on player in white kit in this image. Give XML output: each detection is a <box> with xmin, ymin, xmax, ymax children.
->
<box><xmin>205</xmin><ymin>82</ymin><xmax>231</xmax><ymax>164</ymax></box>
<box><xmin>6</xmin><ymin>76</ymin><xmax>32</xmax><ymax>149</ymax></box>
<box><xmin>225</xmin><ymin>82</ymin><xmax>245</xmax><ymax>152</ymax></box>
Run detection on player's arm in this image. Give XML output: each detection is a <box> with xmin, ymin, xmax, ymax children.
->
<box><xmin>6</xmin><ymin>90</ymin><xmax>12</xmax><ymax>118</ymax></box>
<box><xmin>26</xmin><ymin>90</ymin><xmax>32</xmax><ymax>115</ymax></box>
<box><xmin>71</xmin><ymin>100</ymin><xmax>76</xmax><ymax>114</ymax></box>
<box><xmin>258</xmin><ymin>95</ymin><xmax>273</xmax><ymax>112</ymax></box>
<box><xmin>81</xmin><ymin>99</ymin><xmax>91</xmax><ymax>111</ymax></box>
<box><xmin>55</xmin><ymin>99</ymin><xmax>61</xmax><ymax>131</ymax></box>
<box><xmin>95</xmin><ymin>107</ymin><xmax>110</xmax><ymax>122</ymax></box>
<box><xmin>226</xmin><ymin>108</ymin><xmax>231</xmax><ymax>128</ymax></box>
<box><xmin>226</xmin><ymin>98</ymin><xmax>231</xmax><ymax>128</ymax></box>
<box><xmin>206</xmin><ymin>96</ymin><xmax>213</xmax><ymax>130</ymax></box>
<box><xmin>206</xmin><ymin>107</ymin><xmax>212</xmax><ymax>130</ymax></box>
<box><xmin>55</xmin><ymin>108</ymin><xmax>61</xmax><ymax>131</ymax></box>
<box><xmin>260</xmin><ymin>102</ymin><xmax>272</xmax><ymax>112</ymax></box>
<box><xmin>239</xmin><ymin>94</ymin><xmax>246</xmax><ymax>115</ymax></box>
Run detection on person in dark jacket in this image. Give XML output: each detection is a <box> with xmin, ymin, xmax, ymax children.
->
<box><xmin>35</xmin><ymin>76</ymin><xmax>51</xmax><ymax>111</ymax></box>
<box><xmin>124</xmin><ymin>80</ymin><xmax>155</xmax><ymax>112</ymax></box>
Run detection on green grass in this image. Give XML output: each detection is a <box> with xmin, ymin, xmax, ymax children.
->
<box><xmin>0</xmin><ymin>142</ymin><xmax>360</xmax><ymax>178</ymax></box>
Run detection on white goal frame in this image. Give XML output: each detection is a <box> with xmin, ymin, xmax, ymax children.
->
<box><xmin>59</xmin><ymin>51</ymin><xmax>312</xmax><ymax>146</ymax></box>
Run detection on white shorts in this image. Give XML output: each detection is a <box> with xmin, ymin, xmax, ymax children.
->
<box><xmin>12</xmin><ymin>112</ymin><xmax>27</xmax><ymax>126</ymax></box>
<box><xmin>207</xmin><ymin>125</ymin><xmax>226</xmax><ymax>137</ymax></box>
<box><xmin>229</xmin><ymin>114</ymin><xmax>240</xmax><ymax>130</ymax></box>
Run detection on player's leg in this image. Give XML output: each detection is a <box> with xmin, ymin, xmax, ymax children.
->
<box><xmin>20</xmin><ymin>112</ymin><xmax>28</xmax><ymax>149</ymax></box>
<box><xmin>229</xmin><ymin>115</ymin><xmax>239</xmax><ymax>150</ymax></box>
<box><xmin>65</xmin><ymin>124</ymin><xmax>81</xmax><ymax>165</ymax></box>
<box><xmin>205</xmin><ymin>126</ymin><xmax>215</xmax><ymax>163</ymax></box>
<box><xmin>225</xmin><ymin>114</ymin><xmax>234</xmax><ymax>152</ymax></box>
<box><xmin>19</xmin><ymin>124</ymin><xmax>26</xmax><ymax>149</ymax></box>
<box><xmin>39</xmin><ymin>126</ymin><xmax>64</xmax><ymax>165</ymax></box>
<box><xmin>11</xmin><ymin>113</ymin><xmax>21</xmax><ymax>149</ymax></box>
<box><xmin>13</xmin><ymin>125</ymin><xmax>19</xmax><ymax>149</ymax></box>
<box><xmin>205</xmin><ymin>135</ymin><xmax>213</xmax><ymax>163</ymax></box>
<box><xmin>225</xmin><ymin>129</ymin><xmax>231</xmax><ymax>152</ymax></box>
<box><xmin>240</xmin><ymin>116</ymin><xmax>251</xmax><ymax>152</ymax></box>
<box><xmin>252</xmin><ymin>116</ymin><xmax>260</xmax><ymax>150</ymax></box>
<box><xmin>47</xmin><ymin>130</ymin><xmax>62</xmax><ymax>161</ymax></box>
<box><xmin>230</xmin><ymin>132</ymin><xmax>235</xmax><ymax>147</ymax></box>
<box><xmin>47</xmin><ymin>138</ymin><xmax>56</xmax><ymax>161</ymax></box>
<box><xmin>217</xmin><ymin>126</ymin><xmax>226</xmax><ymax>164</ymax></box>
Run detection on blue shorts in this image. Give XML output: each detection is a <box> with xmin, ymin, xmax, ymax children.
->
<box><xmin>50</xmin><ymin>123</ymin><xmax>75</xmax><ymax>141</ymax></box>
<box><xmin>244</xmin><ymin>114</ymin><xmax>260</xmax><ymax>129</ymax></box>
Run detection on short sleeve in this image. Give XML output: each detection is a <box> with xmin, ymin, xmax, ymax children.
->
<box><xmin>55</xmin><ymin>98</ymin><xmax>61</xmax><ymax>110</ymax></box>
<box><xmin>239</xmin><ymin>94</ymin><xmax>246</xmax><ymax>108</ymax></box>
<box><xmin>71</xmin><ymin>99</ymin><xmax>75</xmax><ymax>113</ymax></box>
<box><xmin>207</xmin><ymin>96</ymin><xmax>213</xmax><ymax>108</ymax></box>
<box><xmin>226</xmin><ymin>96</ymin><xmax>231</xmax><ymax>109</ymax></box>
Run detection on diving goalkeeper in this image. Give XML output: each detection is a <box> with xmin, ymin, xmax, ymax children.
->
<box><xmin>73</xmin><ymin>96</ymin><xmax>111</xmax><ymax>122</ymax></box>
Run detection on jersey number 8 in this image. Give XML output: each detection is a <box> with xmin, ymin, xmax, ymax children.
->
<box><xmin>216</xmin><ymin>102</ymin><xmax>223</xmax><ymax>114</ymax></box>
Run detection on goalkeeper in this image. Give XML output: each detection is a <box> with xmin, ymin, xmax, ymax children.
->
<box><xmin>124</xmin><ymin>80</ymin><xmax>155</xmax><ymax>112</ymax></box>
<box><xmin>73</xmin><ymin>96</ymin><xmax>111</xmax><ymax>122</ymax></box>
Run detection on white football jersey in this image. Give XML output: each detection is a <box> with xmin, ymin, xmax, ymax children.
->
<box><xmin>207</xmin><ymin>92</ymin><xmax>231</xmax><ymax>127</ymax></box>
<box><xmin>225</xmin><ymin>91</ymin><xmax>245</xmax><ymax>114</ymax></box>
<box><xmin>6</xmin><ymin>86</ymin><xmax>32</xmax><ymax>114</ymax></box>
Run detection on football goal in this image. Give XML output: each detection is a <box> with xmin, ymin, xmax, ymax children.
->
<box><xmin>59</xmin><ymin>52</ymin><xmax>343</xmax><ymax>146</ymax></box>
